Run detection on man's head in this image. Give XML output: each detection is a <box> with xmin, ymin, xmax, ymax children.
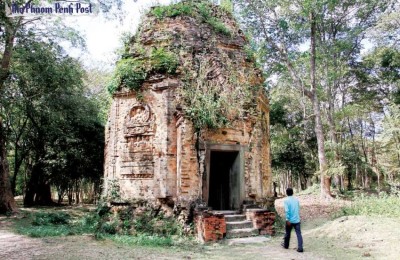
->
<box><xmin>286</xmin><ymin>187</ymin><xmax>293</xmax><ymax>196</ymax></box>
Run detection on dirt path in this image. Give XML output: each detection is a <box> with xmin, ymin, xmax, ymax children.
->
<box><xmin>0</xmin><ymin>224</ymin><xmax>43</xmax><ymax>260</ymax></box>
<box><xmin>1</xmin><ymin>195</ymin><xmax>398</xmax><ymax>260</ymax></box>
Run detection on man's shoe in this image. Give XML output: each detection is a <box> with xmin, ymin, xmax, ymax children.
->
<box><xmin>297</xmin><ymin>249</ymin><xmax>304</xmax><ymax>253</ymax></box>
<box><xmin>281</xmin><ymin>242</ymin><xmax>288</xmax><ymax>249</ymax></box>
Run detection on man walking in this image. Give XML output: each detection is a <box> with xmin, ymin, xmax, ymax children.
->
<box><xmin>282</xmin><ymin>187</ymin><xmax>303</xmax><ymax>252</ymax></box>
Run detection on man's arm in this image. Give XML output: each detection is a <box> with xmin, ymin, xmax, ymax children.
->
<box><xmin>284</xmin><ymin>200</ymin><xmax>291</xmax><ymax>226</ymax></box>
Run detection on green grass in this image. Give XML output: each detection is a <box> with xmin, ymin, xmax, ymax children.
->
<box><xmin>108</xmin><ymin>48</ymin><xmax>179</xmax><ymax>95</ymax></box>
<box><xmin>16</xmin><ymin>217</ymin><xmax>177</xmax><ymax>247</ymax></box>
<box><xmin>150</xmin><ymin>48</ymin><xmax>179</xmax><ymax>74</ymax></box>
<box><xmin>13</xmin><ymin>207</ymin><xmax>192</xmax><ymax>248</ymax></box>
<box><xmin>336</xmin><ymin>194</ymin><xmax>400</xmax><ymax>218</ymax></box>
<box><xmin>184</xmin><ymin>89</ymin><xmax>229</xmax><ymax>130</ymax></box>
<box><xmin>15</xmin><ymin>211</ymin><xmax>98</xmax><ymax>237</ymax></box>
<box><xmin>151</xmin><ymin>2</ymin><xmax>193</xmax><ymax>19</ymax></box>
<box><xmin>151</xmin><ymin>1</ymin><xmax>231</xmax><ymax>36</ymax></box>
<box><xmin>107</xmin><ymin>58</ymin><xmax>147</xmax><ymax>94</ymax></box>
<box><xmin>297</xmin><ymin>184</ymin><xmax>321</xmax><ymax>195</ymax></box>
<box><xmin>104</xmin><ymin>234</ymin><xmax>174</xmax><ymax>247</ymax></box>
<box><xmin>17</xmin><ymin>225</ymin><xmax>74</xmax><ymax>237</ymax></box>
<box><xmin>196</xmin><ymin>2</ymin><xmax>231</xmax><ymax>36</ymax></box>
<box><xmin>32</xmin><ymin>212</ymin><xmax>71</xmax><ymax>225</ymax></box>
<box><xmin>206</xmin><ymin>19</ymin><xmax>231</xmax><ymax>36</ymax></box>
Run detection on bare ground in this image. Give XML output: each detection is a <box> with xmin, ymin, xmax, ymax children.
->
<box><xmin>1</xmin><ymin>195</ymin><xmax>398</xmax><ymax>260</ymax></box>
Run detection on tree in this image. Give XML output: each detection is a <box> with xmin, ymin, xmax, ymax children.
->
<box><xmin>269</xmin><ymin>83</ymin><xmax>317</xmax><ymax>193</ymax></box>
<box><xmin>0</xmin><ymin>0</ymin><xmax>24</xmax><ymax>213</ymax></box>
<box><xmin>235</xmin><ymin>0</ymin><xmax>390</xmax><ymax>198</ymax></box>
<box><xmin>235</xmin><ymin>0</ymin><xmax>332</xmax><ymax>198</ymax></box>
<box><xmin>368</xmin><ymin>0</ymin><xmax>400</xmax><ymax>48</ymax></box>
<box><xmin>0</xmin><ymin>0</ymin><xmax>118</xmax><ymax>213</ymax></box>
<box><xmin>0</xmin><ymin>38</ymin><xmax>105</xmax><ymax>206</ymax></box>
<box><xmin>378</xmin><ymin>104</ymin><xmax>400</xmax><ymax>184</ymax></box>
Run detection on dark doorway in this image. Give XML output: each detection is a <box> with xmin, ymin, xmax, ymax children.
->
<box><xmin>208</xmin><ymin>151</ymin><xmax>241</xmax><ymax>210</ymax></box>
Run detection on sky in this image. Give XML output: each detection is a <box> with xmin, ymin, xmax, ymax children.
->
<box><xmin>63</xmin><ymin>0</ymin><xmax>173</xmax><ymax>70</ymax></box>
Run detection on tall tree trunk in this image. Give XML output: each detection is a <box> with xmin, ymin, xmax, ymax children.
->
<box><xmin>24</xmin><ymin>161</ymin><xmax>53</xmax><ymax>206</ymax></box>
<box><xmin>327</xmin><ymin>94</ymin><xmax>341</xmax><ymax>189</ymax></box>
<box><xmin>75</xmin><ymin>180</ymin><xmax>80</xmax><ymax>204</ymax></box>
<box><xmin>327</xmin><ymin>76</ymin><xmax>342</xmax><ymax>189</ymax></box>
<box><xmin>11</xmin><ymin>118</ymin><xmax>28</xmax><ymax>195</ymax></box>
<box><xmin>11</xmin><ymin>145</ymin><xmax>24</xmax><ymax>195</ymax></box>
<box><xmin>58</xmin><ymin>192</ymin><xmax>64</xmax><ymax>204</ymax></box>
<box><xmin>310</xmin><ymin>12</ymin><xmax>332</xmax><ymax>199</ymax></box>
<box><xmin>327</xmin><ymin>110</ymin><xmax>342</xmax><ymax>189</ymax></box>
<box><xmin>11</xmin><ymin>147</ymin><xmax>18</xmax><ymax>195</ymax></box>
<box><xmin>24</xmin><ymin>164</ymin><xmax>38</xmax><ymax>206</ymax></box>
<box><xmin>355</xmin><ymin>163</ymin><xmax>360</xmax><ymax>188</ymax></box>
<box><xmin>0</xmin><ymin>121</ymin><xmax>17</xmax><ymax>213</ymax></box>
<box><xmin>0</xmin><ymin>15</ymin><xmax>23</xmax><ymax>214</ymax></box>
<box><xmin>68</xmin><ymin>187</ymin><xmax>73</xmax><ymax>205</ymax></box>
<box><xmin>370</xmin><ymin>115</ymin><xmax>381</xmax><ymax>191</ymax></box>
<box><xmin>36</xmin><ymin>182</ymin><xmax>53</xmax><ymax>205</ymax></box>
<box><xmin>347</xmin><ymin>168</ymin><xmax>352</xmax><ymax>190</ymax></box>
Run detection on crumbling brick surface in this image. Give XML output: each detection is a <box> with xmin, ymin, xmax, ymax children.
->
<box><xmin>246</xmin><ymin>209</ymin><xmax>276</xmax><ymax>236</ymax></box>
<box><xmin>195</xmin><ymin>211</ymin><xmax>226</xmax><ymax>242</ymax></box>
<box><xmin>103</xmin><ymin>2</ymin><xmax>273</xmax><ymax>215</ymax></box>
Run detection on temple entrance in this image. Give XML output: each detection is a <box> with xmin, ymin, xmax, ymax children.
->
<box><xmin>208</xmin><ymin>151</ymin><xmax>241</xmax><ymax>210</ymax></box>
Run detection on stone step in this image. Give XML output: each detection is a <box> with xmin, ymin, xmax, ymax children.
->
<box><xmin>224</xmin><ymin>214</ymin><xmax>246</xmax><ymax>222</ymax></box>
<box><xmin>226</xmin><ymin>220</ymin><xmax>253</xmax><ymax>231</ymax></box>
<box><xmin>212</xmin><ymin>210</ymin><xmax>239</xmax><ymax>215</ymax></box>
<box><xmin>225</xmin><ymin>228</ymin><xmax>259</xmax><ymax>239</ymax></box>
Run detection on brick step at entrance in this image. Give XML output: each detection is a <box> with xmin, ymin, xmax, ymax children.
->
<box><xmin>224</xmin><ymin>214</ymin><xmax>246</xmax><ymax>222</ymax></box>
<box><xmin>209</xmin><ymin>211</ymin><xmax>260</xmax><ymax>239</ymax></box>
<box><xmin>224</xmin><ymin>213</ymin><xmax>259</xmax><ymax>239</ymax></box>
<box><xmin>225</xmin><ymin>227</ymin><xmax>259</xmax><ymax>239</ymax></box>
<box><xmin>226</xmin><ymin>220</ymin><xmax>254</xmax><ymax>230</ymax></box>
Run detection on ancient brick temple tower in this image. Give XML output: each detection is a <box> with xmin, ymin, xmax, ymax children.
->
<box><xmin>104</xmin><ymin>1</ymin><xmax>273</xmax><ymax>234</ymax></box>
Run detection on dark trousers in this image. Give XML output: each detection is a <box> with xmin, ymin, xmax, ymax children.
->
<box><xmin>283</xmin><ymin>222</ymin><xmax>303</xmax><ymax>250</ymax></box>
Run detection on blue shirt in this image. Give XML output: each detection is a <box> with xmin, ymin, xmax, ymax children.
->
<box><xmin>284</xmin><ymin>196</ymin><xmax>301</xmax><ymax>224</ymax></box>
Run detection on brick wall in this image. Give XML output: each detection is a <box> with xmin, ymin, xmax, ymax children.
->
<box><xmin>245</xmin><ymin>209</ymin><xmax>276</xmax><ymax>235</ymax></box>
<box><xmin>104</xmin><ymin>5</ymin><xmax>273</xmax><ymax>210</ymax></box>
<box><xmin>195</xmin><ymin>211</ymin><xmax>226</xmax><ymax>242</ymax></box>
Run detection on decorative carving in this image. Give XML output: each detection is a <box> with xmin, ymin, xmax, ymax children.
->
<box><xmin>120</xmin><ymin>173</ymin><xmax>154</xmax><ymax>179</ymax></box>
<box><xmin>121</xmin><ymin>152</ymin><xmax>153</xmax><ymax>162</ymax></box>
<box><xmin>124</xmin><ymin>104</ymin><xmax>154</xmax><ymax>137</ymax></box>
<box><xmin>121</xmin><ymin>104</ymin><xmax>155</xmax><ymax>179</ymax></box>
<box><xmin>120</xmin><ymin>161</ymin><xmax>154</xmax><ymax>179</ymax></box>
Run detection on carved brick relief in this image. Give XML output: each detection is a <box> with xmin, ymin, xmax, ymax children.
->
<box><xmin>121</xmin><ymin>104</ymin><xmax>155</xmax><ymax>179</ymax></box>
<box><xmin>124</xmin><ymin>104</ymin><xmax>154</xmax><ymax>137</ymax></box>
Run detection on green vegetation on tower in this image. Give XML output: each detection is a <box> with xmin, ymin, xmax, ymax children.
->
<box><xmin>150</xmin><ymin>1</ymin><xmax>232</xmax><ymax>36</ymax></box>
<box><xmin>107</xmin><ymin>48</ymin><xmax>179</xmax><ymax>94</ymax></box>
